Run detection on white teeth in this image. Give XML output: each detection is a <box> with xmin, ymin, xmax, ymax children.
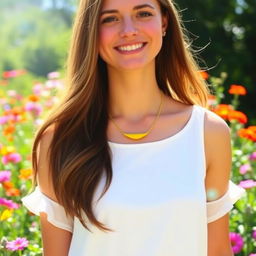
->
<box><xmin>118</xmin><ymin>43</ymin><xmax>144</xmax><ymax>52</ymax></box>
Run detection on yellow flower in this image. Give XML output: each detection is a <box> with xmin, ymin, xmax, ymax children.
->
<box><xmin>0</xmin><ymin>146</ymin><xmax>16</xmax><ymax>155</ymax></box>
<box><xmin>0</xmin><ymin>89</ymin><xmax>5</xmax><ymax>97</ymax></box>
<box><xmin>0</xmin><ymin>209</ymin><xmax>13</xmax><ymax>221</ymax></box>
<box><xmin>19</xmin><ymin>168</ymin><xmax>33</xmax><ymax>180</ymax></box>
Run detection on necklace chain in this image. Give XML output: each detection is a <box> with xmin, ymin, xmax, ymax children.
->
<box><xmin>108</xmin><ymin>93</ymin><xmax>164</xmax><ymax>140</ymax></box>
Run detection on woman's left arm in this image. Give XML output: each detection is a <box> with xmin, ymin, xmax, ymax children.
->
<box><xmin>204</xmin><ymin>110</ymin><xmax>234</xmax><ymax>256</ymax></box>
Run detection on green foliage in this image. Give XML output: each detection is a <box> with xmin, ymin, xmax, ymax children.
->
<box><xmin>176</xmin><ymin>0</ymin><xmax>256</xmax><ymax>123</ymax></box>
<box><xmin>0</xmin><ymin>2</ymin><xmax>72</xmax><ymax>77</ymax></box>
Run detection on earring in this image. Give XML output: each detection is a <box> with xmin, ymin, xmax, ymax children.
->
<box><xmin>163</xmin><ymin>31</ymin><xmax>166</xmax><ymax>37</ymax></box>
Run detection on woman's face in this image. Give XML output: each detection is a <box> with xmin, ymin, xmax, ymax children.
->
<box><xmin>98</xmin><ymin>0</ymin><xmax>167</xmax><ymax>71</ymax></box>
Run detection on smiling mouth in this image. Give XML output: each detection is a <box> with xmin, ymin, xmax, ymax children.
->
<box><xmin>115</xmin><ymin>43</ymin><xmax>147</xmax><ymax>53</ymax></box>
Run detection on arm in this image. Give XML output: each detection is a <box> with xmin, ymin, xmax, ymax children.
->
<box><xmin>37</xmin><ymin>127</ymin><xmax>72</xmax><ymax>256</ymax></box>
<box><xmin>204</xmin><ymin>111</ymin><xmax>234</xmax><ymax>256</ymax></box>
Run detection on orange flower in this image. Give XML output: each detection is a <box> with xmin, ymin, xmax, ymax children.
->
<box><xmin>19</xmin><ymin>168</ymin><xmax>33</xmax><ymax>180</ymax></box>
<box><xmin>6</xmin><ymin>135</ymin><xmax>14</xmax><ymax>142</ymax></box>
<box><xmin>28</xmin><ymin>95</ymin><xmax>40</xmax><ymax>102</ymax></box>
<box><xmin>228</xmin><ymin>85</ymin><xmax>247</xmax><ymax>95</ymax></box>
<box><xmin>237</xmin><ymin>128</ymin><xmax>249</xmax><ymax>139</ymax></box>
<box><xmin>248</xmin><ymin>126</ymin><xmax>256</xmax><ymax>132</ymax></box>
<box><xmin>211</xmin><ymin>104</ymin><xmax>233</xmax><ymax>120</ymax></box>
<box><xmin>3</xmin><ymin>124</ymin><xmax>15</xmax><ymax>136</ymax></box>
<box><xmin>238</xmin><ymin>127</ymin><xmax>256</xmax><ymax>142</ymax></box>
<box><xmin>12</xmin><ymin>106</ymin><xmax>25</xmax><ymax>115</ymax></box>
<box><xmin>6</xmin><ymin>188</ymin><xmax>20</xmax><ymax>197</ymax></box>
<box><xmin>228</xmin><ymin>110</ymin><xmax>248</xmax><ymax>124</ymax></box>
<box><xmin>3</xmin><ymin>181</ymin><xmax>14</xmax><ymax>189</ymax></box>
<box><xmin>199</xmin><ymin>71</ymin><xmax>209</xmax><ymax>80</ymax></box>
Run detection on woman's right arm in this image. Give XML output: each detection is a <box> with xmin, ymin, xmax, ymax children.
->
<box><xmin>37</xmin><ymin>127</ymin><xmax>72</xmax><ymax>256</ymax></box>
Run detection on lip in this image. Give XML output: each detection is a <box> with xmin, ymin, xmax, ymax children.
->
<box><xmin>114</xmin><ymin>42</ymin><xmax>147</xmax><ymax>55</ymax></box>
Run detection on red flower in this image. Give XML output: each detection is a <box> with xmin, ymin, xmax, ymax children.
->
<box><xmin>228</xmin><ymin>85</ymin><xmax>247</xmax><ymax>95</ymax></box>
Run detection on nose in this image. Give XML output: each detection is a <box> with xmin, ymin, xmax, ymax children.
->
<box><xmin>119</xmin><ymin>17</ymin><xmax>138</xmax><ymax>38</ymax></box>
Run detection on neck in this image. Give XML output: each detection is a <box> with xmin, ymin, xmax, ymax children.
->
<box><xmin>107</xmin><ymin>63</ymin><xmax>163</xmax><ymax>122</ymax></box>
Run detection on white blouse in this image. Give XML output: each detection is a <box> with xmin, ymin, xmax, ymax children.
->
<box><xmin>22</xmin><ymin>105</ymin><xmax>246</xmax><ymax>256</ymax></box>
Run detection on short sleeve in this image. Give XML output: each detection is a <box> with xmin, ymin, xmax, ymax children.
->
<box><xmin>21</xmin><ymin>186</ymin><xmax>74</xmax><ymax>233</ymax></box>
<box><xmin>207</xmin><ymin>180</ymin><xmax>246</xmax><ymax>223</ymax></box>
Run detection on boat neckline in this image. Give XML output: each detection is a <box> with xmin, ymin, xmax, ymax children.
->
<box><xmin>107</xmin><ymin>105</ymin><xmax>197</xmax><ymax>148</ymax></box>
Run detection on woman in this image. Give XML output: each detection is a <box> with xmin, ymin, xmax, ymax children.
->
<box><xmin>21</xmin><ymin>0</ymin><xmax>246</xmax><ymax>255</ymax></box>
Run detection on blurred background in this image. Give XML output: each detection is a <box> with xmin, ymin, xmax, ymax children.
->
<box><xmin>1</xmin><ymin>1</ymin><xmax>256</xmax><ymax>254</ymax></box>
<box><xmin>0</xmin><ymin>0</ymin><xmax>255</xmax><ymax>122</ymax></box>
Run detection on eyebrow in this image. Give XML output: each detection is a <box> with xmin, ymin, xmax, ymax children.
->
<box><xmin>100</xmin><ymin>4</ymin><xmax>155</xmax><ymax>15</ymax></box>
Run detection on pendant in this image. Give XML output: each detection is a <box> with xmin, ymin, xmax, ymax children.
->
<box><xmin>123</xmin><ymin>132</ymin><xmax>148</xmax><ymax>140</ymax></box>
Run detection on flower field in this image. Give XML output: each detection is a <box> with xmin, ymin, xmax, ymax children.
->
<box><xmin>0</xmin><ymin>70</ymin><xmax>255</xmax><ymax>255</ymax></box>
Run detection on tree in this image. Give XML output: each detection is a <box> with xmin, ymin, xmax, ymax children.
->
<box><xmin>176</xmin><ymin>0</ymin><xmax>256</xmax><ymax>123</ymax></box>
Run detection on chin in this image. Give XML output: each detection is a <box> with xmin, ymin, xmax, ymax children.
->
<box><xmin>115</xmin><ymin>59</ymin><xmax>154</xmax><ymax>71</ymax></box>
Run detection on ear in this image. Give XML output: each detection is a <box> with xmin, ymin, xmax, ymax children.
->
<box><xmin>161</xmin><ymin>14</ymin><xmax>168</xmax><ymax>33</ymax></box>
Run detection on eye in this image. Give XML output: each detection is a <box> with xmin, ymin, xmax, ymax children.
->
<box><xmin>137</xmin><ymin>11</ymin><xmax>153</xmax><ymax>18</ymax></box>
<box><xmin>101</xmin><ymin>16</ymin><xmax>118</xmax><ymax>24</ymax></box>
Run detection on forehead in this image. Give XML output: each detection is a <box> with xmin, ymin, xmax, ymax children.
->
<box><xmin>101</xmin><ymin>0</ymin><xmax>161</xmax><ymax>11</ymax></box>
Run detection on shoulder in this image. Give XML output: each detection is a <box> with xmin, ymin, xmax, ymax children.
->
<box><xmin>202</xmin><ymin>107</ymin><xmax>231</xmax><ymax>170</ymax></box>
<box><xmin>203</xmin><ymin>107</ymin><xmax>230</xmax><ymax>136</ymax></box>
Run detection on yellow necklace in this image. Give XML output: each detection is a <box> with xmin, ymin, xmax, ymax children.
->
<box><xmin>109</xmin><ymin>93</ymin><xmax>163</xmax><ymax>140</ymax></box>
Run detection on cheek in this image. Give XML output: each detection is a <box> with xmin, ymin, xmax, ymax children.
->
<box><xmin>152</xmin><ymin>18</ymin><xmax>163</xmax><ymax>32</ymax></box>
<box><xmin>142</xmin><ymin>20</ymin><xmax>163</xmax><ymax>40</ymax></box>
<box><xmin>99</xmin><ymin>28</ymin><xmax>115</xmax><ymax>53</ymax></box>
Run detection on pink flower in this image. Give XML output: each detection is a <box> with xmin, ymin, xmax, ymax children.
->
<box><xmin>24</xmin><ymin>102</ymin><xmax>43</xmax><ymax>116</ymax></box>
<box><xmin>239</xmin><ymin>164</ymin><xmax>252</xmax><ymax>174</ymax></box>
<box><xmin>2</xmin><ymin>153</ymin><xmax>22</xmax><ymax>164</ymax></box>
<box><xmin>3</xmin><ymin>153</ymin><xmax>20</xmax><ymax>164</ymax></box>
<box><xmin>0</xmin><ymin>116</ymin><xmax>9</xmax><ymax>125</ymax></box>
<box><xmin>249</xmin><ymin>152</ymin><xmax>256</xmax><ymax>161</ymax></box>
<box><xmin>33</xmin><ymin>84</ymin><xmax>44</xmax><ymax>96</ymax></box>
<box><xmin>0</xmin><ymin>170</ymin><xmax>11</xmax><ymax>182</ymax></box>
<box><xmin>6</xmin><ymin>237</ymin><xmax>29</xmax><ymax>251</ymax></box>
<box><xmin>249</xmin><ymin>254</ymin><xmax>256</xmax><ymax>256</ymax></box>
<box><xmin>230</xmin><ymin>232</ymin><xmax>244</xmax><ymax>254</ymax></box>
<box><xmin>15</xmin><ymin>94</ymin><xmax>23</xmax><ymax>101</ymax></box>
<box><xmin>252</xmin><ymin>230</ymin><xmax>256</xmax><ymax>240</ymax></box>
<box><xmin>45</xmin><ymin>79</ymin><xmax>63</xmax><ymax>89</ymax></box>
<box><xmin>47</xmin><ymin>71</ymin><xmax>60</xmax><ymax>79</ymax></box>
<box><xmin>0</xmin><ymin>198</ymin><xmax>19</xmax><ymax>209</ymax></box>
<box><xmin>239</xmin><ymin>179</ymin><xmax>256</xmax><ymax>189</ymax></box>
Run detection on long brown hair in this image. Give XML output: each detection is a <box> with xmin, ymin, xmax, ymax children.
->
<box><xmin>31</xmin><ymin>0</ymin><xmax>210</xmax><ymax>233</ymax></box>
